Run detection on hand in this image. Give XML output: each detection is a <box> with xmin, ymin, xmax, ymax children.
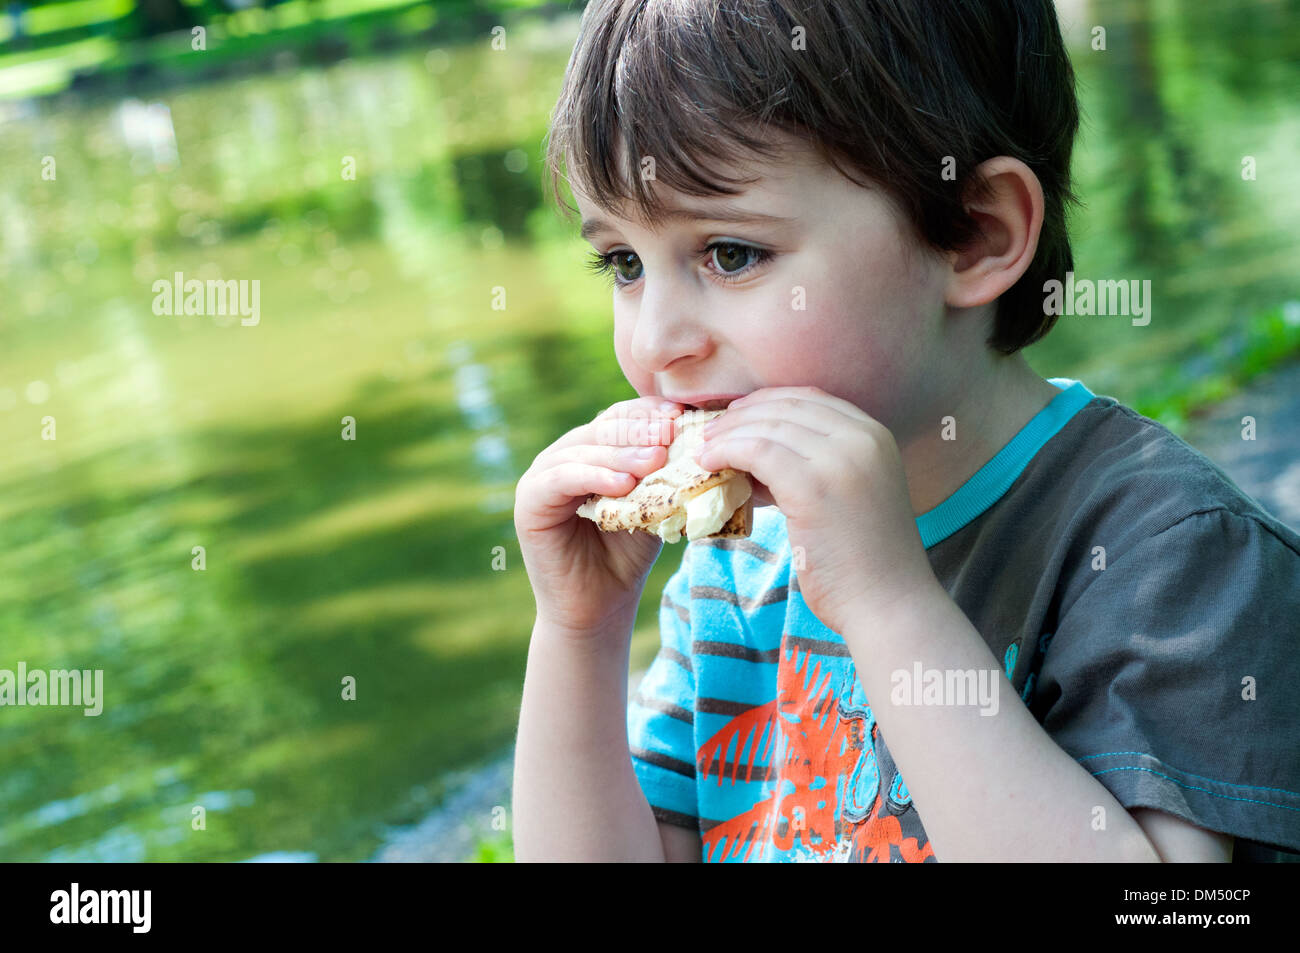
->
<box><xmin>514</xmin><ymin>396</ymin><xmax>683</xmax><ymax>637</ymax></box>
<box><xmin>693</xmin><ymin>386</ymin><xmax>936</xmax><ymax>633</ymax></box>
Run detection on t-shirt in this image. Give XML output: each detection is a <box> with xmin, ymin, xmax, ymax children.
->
<box><xmin>627</xmin><ymin>378</ymin><xmax>1300</xmax><ymax>862</ymax></box>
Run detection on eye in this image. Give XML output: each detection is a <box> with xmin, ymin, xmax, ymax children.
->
<box><xmin>584</xmin><ymin>242</ymin><xmax>773</xmax><ymax>288</ymax></box>
<box><xmin>585</xmin><ymin>250</ymin><xmax>642</xmax><ymax>286</ymax></box>
<box><xmin>711</xmin><ymin>243</ymin><xmax>755</xmax><ymax>274</ymax></box>
<box><xmin>706</xmin><ymin>242</ymin><xmax>773</xmax><ymax>283</ymax></box>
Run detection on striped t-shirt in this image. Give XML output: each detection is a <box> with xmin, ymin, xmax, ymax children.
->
<box><xmin>627</xmin><ymin>378</ymin><xmax>1300</xmax><ymax>862</ymax></box>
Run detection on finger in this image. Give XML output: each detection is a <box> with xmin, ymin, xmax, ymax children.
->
<box><xmin>694</xmin><ymin>422</ymin><xmax>818</xmax><ymax>476</ymax></box>
<box><xmin>559</xmin><ymin>441</ymin><xmax>668</xmax><ymax>479</ymax></box>
<box><xmin>703</xmin><ymin>411</ymin><xmax>832</xmax><ymax>451</ymax></box>
<box><xmin>592</xmin><ymin>413</ymin><xmax>680</xmax><ymax>448</ymax></box>
<box><xmin>594</xmin><ymin>395</ymin><xmax>683</xmax><ymax>421</ymax></box>
<box><xmin>698</xmin><ymin>419</ymin><xmax>825</xmax><ymax>467</ymax></box>
<box><xmin>547</xmin><ymin>397</ymin><xmax>683</xmax><ymax>454</ymax></box>
<box><xmin>528</xmin><ymin>462</ymin><xmax>639</xmax><ymax>519</ymax></box>
<box><xmin>706</xmin><ymin>400</ymin><xmax>849</xmax><ymax>447</ymax></box>
<box><xmin>598</xmin><ymin>441</ymin><xmax>668</xmax><ymax>473</ymax></box>
<box><xmin>728</xmin><ymin>387</ymin><xmax>872</xmax><ymax>423</ymax></box>
<box><xmin>526</xmin><ymin>443</ymin><xmax>667</xmax><ymax>518</ymax></box>
<box><xmin>694</xmin><ymin>434</ymin><xmax>808</xmax><ymax>510</ymax></box>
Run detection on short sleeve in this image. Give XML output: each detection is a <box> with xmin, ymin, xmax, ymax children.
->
<box><xmin>627</xmin><ymin>545</ymin><xmax>699</xmax><ymax>832</ymax></box>
<box><xmin>1035</xmin><ymin>508</ymin><xmax>1300</xmax><ymax>855</ymax></box>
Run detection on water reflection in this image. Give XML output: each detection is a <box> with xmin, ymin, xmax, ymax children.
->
<box><xmin>451</xmin><ymin>147</ymin><xmax>542</xmax><ymax>240</ymax></box>
<box><xmin>447</xmin><ymin>341</ymin><xmax>515</xmax><ymax>514</ymax></box>
<box><xmin>0</xmin><ymin>1</ymin><xmax>1296</xmax><ymax>862</ymax></box>
<box><xmin>114</xmin><ymin>99</ymin><xmax>179</xmax><ymax>172</ymax></box>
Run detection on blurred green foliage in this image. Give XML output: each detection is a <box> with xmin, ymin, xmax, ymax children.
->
<box><xmin>469</xmin><ymin>830</ymin><xmax>514</xmax><ymax>863</ymax></box>
<box><xmin>0</xmin><ymin>0</ymin><xmax>555</xmax><ymax>96</ymax></box>
<box><xmin>0</xmin><ymin>0</ymin><xmax>1296</xmax><ymax>863</ymax></box>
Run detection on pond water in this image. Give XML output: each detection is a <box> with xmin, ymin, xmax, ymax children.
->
<box><xmin>0</xmin><ymin>0</ymin><xmax>1296</xmax><ymax>861</ymax></box>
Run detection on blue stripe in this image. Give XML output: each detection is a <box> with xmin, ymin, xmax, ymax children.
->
<box><xmin>915</xmin><ymin>378</ymin><xmax>1095</xmax><ymax>548</ymax></box>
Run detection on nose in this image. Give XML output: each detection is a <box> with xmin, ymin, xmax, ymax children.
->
<box><xmin>628</xmin><ymin>273</ymin><xmax>710</xmax><ymax>372</ymax></box>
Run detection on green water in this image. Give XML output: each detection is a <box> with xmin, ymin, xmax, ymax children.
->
<box><xmin>0</xmin><ymin>1</ymin><xmax>1296</xmax><ymax>861</ymax></box>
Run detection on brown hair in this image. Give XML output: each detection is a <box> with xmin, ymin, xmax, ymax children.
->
<box><xmin>544</xmin><ymin>0</ymin><xmax>1081</xmax><ymax>354</ymax></box>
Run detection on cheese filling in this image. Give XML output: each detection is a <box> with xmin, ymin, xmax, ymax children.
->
<box><xmin>647</xmin><ymin>479</ymin><xmax>752</xmax><ymax>543</ymax></box>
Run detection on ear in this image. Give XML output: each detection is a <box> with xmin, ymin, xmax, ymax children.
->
<box><xmin>944</xmin><ymin>157</ymin><xmax>1045</xmax><ymax>309</ymax></box>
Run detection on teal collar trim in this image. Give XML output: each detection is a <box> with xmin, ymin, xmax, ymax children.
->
<box><xmin>915</xmin><ymin>378</ymin><xmax>1095</xmax><ymax>548</ymax></box>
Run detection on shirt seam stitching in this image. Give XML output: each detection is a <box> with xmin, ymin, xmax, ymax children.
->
<box><xmin>1079</xmin><ymin>751</ymin><xmax>1300</xmax><ymax>799</ymax></box>
<box><xmin>1087</xmin><ymin>764</ymin><xmax>1300</xmax><ymax>810</ymax></box>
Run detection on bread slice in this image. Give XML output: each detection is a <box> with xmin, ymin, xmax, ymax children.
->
<box><xmin>576</xmin><ymin>408</ymin><xmax>753</xmax><ymax>542</ymax></box>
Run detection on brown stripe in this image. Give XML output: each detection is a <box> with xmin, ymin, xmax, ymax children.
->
<box><xmin>689</xmin><ymin>635</ymin><xmax>847</xmax><ymax>664</ymax></box>
<box><xmin>693</xmin><ymin>640</ymin><xmax>780</xmax><ymax>663</ymax></box>
<box><xmin>697</xmin><ymin>696</ymin><xmax>765</xmax><ymax>716</ymax></box>
<box><xmin>651</xmin><ymin>805</ymin><xmax>699</xmax><ymax>831</ymax></box>
<box><xmin>810</xmin><ymin>676</ymin><xmax>835</xmax><ymax>720</ymax></box>
<box><xmin>658</xmin><ymin>644</ymin><xmax>693</xmax><ymax>674</ymax></box>
<box><xmin>699</xmin><ymin>750</ymin><xmax>776</xmax><ymax>783</ymax></box>
<box><xmin>737</xmin><ymin>820</ymin><xmax>762</xmax><ymax>861</ymax></box>
<box><xmin>635</xmin><ymin>698</ymin><xmax>775</xmax><ymax>734</ymax></box>
<box><xmin>699</xmin><ymin>537</ymin><xmax>781</xmax><ymax>563</ymax></box>
<box><xmin>690</xmin><ymin>584</ymin><xmax>788</xmax><ymax>612</ymax></box>
<box><xmin>661</xmin><ymin>593</ymin><xmax>689</xmax><ymax>626</ymax></box>
<box><xmin>785</xmin><ymin>634</ymin><xmax>851</xmax><ymax>657</ymax></box>
<box><xmin>631</xmin><ymin>747</ymin><xmax>696</xmax><ymax>778</ymax></box>
<box><xmin>631</xmin><ymin>691</ymin><xmax>693</xmax><ymax>724</ymax></box>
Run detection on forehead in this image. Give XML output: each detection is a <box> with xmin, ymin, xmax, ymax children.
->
<box><xmin>571</xmin><ymin>134</ymin><xmax>823</xmax><ymax>231</ymax></box>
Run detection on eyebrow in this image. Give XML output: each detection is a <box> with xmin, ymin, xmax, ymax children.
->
<box><xmin>580</xmin><ymin>205</ymin><xmax>796</xmax><ymax>242</ymax></box>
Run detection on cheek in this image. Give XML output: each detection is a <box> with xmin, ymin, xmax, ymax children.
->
<box><xmin>613</xmin><ymin>311</ymin><xmax>656</xmax><ymax>396</ymax></box>
<box><xmin>781</xmin><ymin>301</ymin><xmax>907</xmax><ymax>412</ymax></box>
<box><xmin>758</xmin><ymin>249</ymin><xmax>929</xmax><ymax>423</ymax></box>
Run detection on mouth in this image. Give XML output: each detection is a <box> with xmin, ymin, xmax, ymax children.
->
<box><xmin>668</xmin><ymin>394</ymin><xmax>746</xmax><ymax>412</ymax></box>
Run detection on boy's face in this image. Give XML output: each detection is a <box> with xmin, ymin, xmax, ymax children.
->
<box><xmin>572</xmin><ymin>136</ymin><xmax>953</xmax><ymax>442</ymax></box>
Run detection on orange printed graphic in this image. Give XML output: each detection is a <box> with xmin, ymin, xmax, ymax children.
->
<box><xmin>698</xmin><ymin>641</ymin><xmax>935</xmax><ymax>862</ymax></box>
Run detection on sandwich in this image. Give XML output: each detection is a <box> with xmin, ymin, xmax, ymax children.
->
<box><xmin>576</xmin><ymin>408</ymin><xmax>753</xmax><ymax>542</ymax></box>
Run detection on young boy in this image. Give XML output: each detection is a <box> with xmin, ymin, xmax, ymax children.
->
<box><xmin>511</xmin><ymin>0</ymin><xmax>1300</xmax><ymax>862</ymax></box>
